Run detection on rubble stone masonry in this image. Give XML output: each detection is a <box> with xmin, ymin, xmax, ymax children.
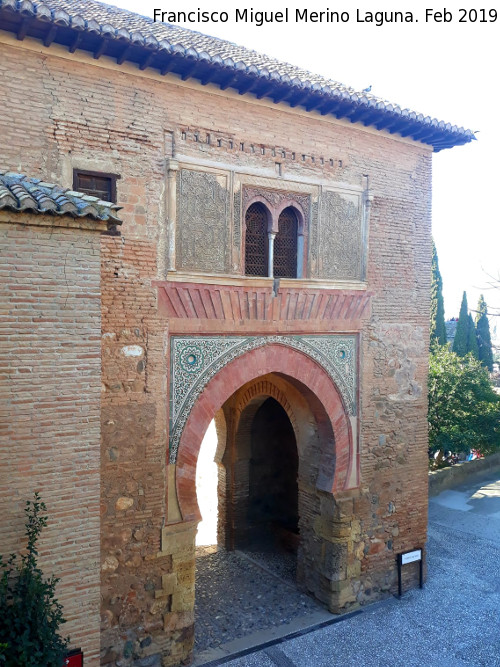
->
<box><xmin>0</xmin><ymin>32</ymin><xmax>432</xmax><ymax>666</ymax></box>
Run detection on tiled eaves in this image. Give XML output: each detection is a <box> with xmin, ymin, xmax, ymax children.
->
<box><xmin>0</xmin><ymin>0</ymin><xmax>475</xmax><ymax>151</ymax></box>
<box><xmin>0</xmin><ymin>172</ymin><xmax>122</xmax><ymax>223</ymax></box>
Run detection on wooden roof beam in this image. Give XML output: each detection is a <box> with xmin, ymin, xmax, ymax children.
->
<box><xmin>17</xmin><ymin>18</ymin><xmax>30</xmax><ymax>41</ymax></box>
<box><xmin>43</xmin><ymin>25</ymin><xmax>59</xmax><ymax>47</ymax></box>
<box><xmin>68</xmin><ymin>32</ymin><xmax>83</xmax><ymax>53</ymax></box>
<box><xmin>139</xmin><ymin>51</ymin><xmax>155</xmax><ymax>71</ymax></box>
<box><xmin>93</xmin><ymin>38</ymin><xmax>108</xmax><ymax>60</ymax></box>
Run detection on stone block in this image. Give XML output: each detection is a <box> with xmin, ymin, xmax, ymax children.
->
<box><xmin>156</xmin><ymin>573</ymin><xmax>177</xmax><ymax>597</ymax></box>
<box><xmin>163</xmin><ymin>611</ymin><xmax>194</xmax><ymax>633</ymax></box>
<box><xmin>321</xmin><ymin>541</ymin><xmax>348</xmax><ymax>581</ymax></box>
<box><xmin>170</xmin><ymin>588</ymin><xmax>195</xmax><ymax>612</ymax></box>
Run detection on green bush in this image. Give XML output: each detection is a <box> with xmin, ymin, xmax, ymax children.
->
<box><xmin>0</xmin><ymin>493</ymin><xmax>69</xmax><ymax>667</ymax></box>
<box><xmin>428</xmin><ymin>345</ymin><xmax>500</xmax><ymax>455</ymax></box>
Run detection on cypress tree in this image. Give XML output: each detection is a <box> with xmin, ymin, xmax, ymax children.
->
<box><xmin>467</xmin><ymin>313</ymin><xmax>479</xmax><ymax>359</ymax></box>
<box><xmin>430</xmin><ymin>240</ymin><xmax>447</xmax><ymax>346</ymax></box>
<box><xmin>475</xmin><ymin>295</ymin><xmax>494</xmax><ymax>371</ymax></box>
<box><xmin>453</xmin><ymin>291</ymin><xmax>469</xmax><ymax>357</ymax></box>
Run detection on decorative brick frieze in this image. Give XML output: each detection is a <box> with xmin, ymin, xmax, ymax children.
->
<box><xmin>178</xmin><ymin>126</ymin><xmax>348</xmax><ymax>173</ymax></box>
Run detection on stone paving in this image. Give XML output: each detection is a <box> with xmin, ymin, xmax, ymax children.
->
<box><xmin>195</xmin><ymin>545</ymin><xmax>322</xmax><ymax>653</ymax></box>
<box><xmin>194</xmin><ymin>473</ymin><xmax>500</xmax><ymax>666</ymax></box>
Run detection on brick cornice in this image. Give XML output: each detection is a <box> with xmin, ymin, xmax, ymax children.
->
<box><xmin>156</xmin><ymin>279</ymin><xmax>372</xmax><ymax>327</ymax></box>
<box><xmin>0</xmin><ymin>209</ymin><xmax>111</xmax><ymax>232</ymax></box>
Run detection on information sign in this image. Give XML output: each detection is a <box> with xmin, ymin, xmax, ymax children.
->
<box><xmin>397</xmin><ymin>548</ymin><xmax>424</xmax><ymax>598</ymax></box>
<box><xmin>401</xmin><ymin>549</ymin><xmax>422</xmax><ymax>565</ymax></box>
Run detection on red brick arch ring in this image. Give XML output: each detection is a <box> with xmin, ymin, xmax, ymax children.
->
<box><xmin>175</xmin><ymin>343</ymin><xmax>356</xmax><ymax>522</ymax></box>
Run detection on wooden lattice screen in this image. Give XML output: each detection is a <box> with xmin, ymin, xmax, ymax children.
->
<box><xmin>245</xmin><ymin>203</ymin><xmax>268</xmax><ymax>276</ymax></box>
<box><xmin>274</xmin><ymin>207</ymin><xmax>297</xmax><ymax>278</ymax></box>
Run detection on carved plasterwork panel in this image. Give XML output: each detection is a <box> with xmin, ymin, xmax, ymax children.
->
<box><xmin>309</xmin><ymin>199</ymin><xmax>319</xmax><ymax>276</ymax></box>
<box><xmin>169</xmin><ymin>334</ymin><xmax>357</xmax><ymax>462</ymax></box>
<box><xmin>233</xmin><ymin>188</ymin><xmax>241</xmax><ymax>250</ymax></box>
<box><xmin>177</xmin><ymin>169</ymin><xmax>229</xmax><ymax>273</ymax></box>
<box><xmin>319</xmin><ymin>191</ymin><xmax>363</xmax><ymax>280</ymax></box>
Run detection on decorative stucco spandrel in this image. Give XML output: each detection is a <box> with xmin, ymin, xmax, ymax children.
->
<box><xmin>242</xmin><ymin>186</ymin><xmax>310</xmax><ymax>218</ymax></box>
<box><xmin>169</xmin><ymin>334</ymin><xmax>357</xmax><ymax>462</ymax></box>
<box><xmin>176</xmin><ymin>169</ymin><xmax>229</xmax><ymax>272</ymax></box>
<box><xmin>319</xmin><ymin>191</ymin><xmax>364</xmax><ymax>280</ymax></box>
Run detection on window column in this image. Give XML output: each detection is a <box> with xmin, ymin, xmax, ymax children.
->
<box><xmin>268</xmin><ymin>231</ymin><xmax>276</xmax><ymax>278</ymax></box>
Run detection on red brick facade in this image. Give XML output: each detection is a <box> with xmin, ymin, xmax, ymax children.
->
<box><xmin>0</xmin><ymin>212</ymin><xmax>106</xmax><ymax>664</ymax></box>
<box><xmin>0</xmin><ymin>18</ymin><xmax>436</xmax><ymax>666</ymax></box>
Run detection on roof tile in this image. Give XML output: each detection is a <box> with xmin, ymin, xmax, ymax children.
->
<box><xmin>0</xmin><ymin>0</ymin><xmax>475</xmax><ymax>149</ymax></box>
<box><xmin>0</xmin><ymin>172</ymin><xmax>122</xmax><ymax>222</ymax></box>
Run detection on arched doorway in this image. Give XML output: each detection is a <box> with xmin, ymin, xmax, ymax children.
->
<box><xmin>194</xmin><ymin>374</ymin><xmax>325</xmax><ymax>653</ymax></box>
<box><xmin>171</xmin><ymin>343</ymin><xmax>359</xmax><ymax>657</ymax></box>
<box><xmin>196</xmin><ymin>395</ymin><xmax>300</xmax><ymax>553</ymax></box>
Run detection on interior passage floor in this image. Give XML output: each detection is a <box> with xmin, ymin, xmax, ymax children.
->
<box><xmin>194</xmin><ymin>545</ymin><xmax>321</xmax><ymax>653</ymax></box>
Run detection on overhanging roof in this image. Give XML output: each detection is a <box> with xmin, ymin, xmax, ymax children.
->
<box><xmin>0</xmin><ymin>171</ymin><xmax>122</xmax><ymax>222</ymax></box>
<box><xmin>0</xmin><ymin>0</ymin><xmax>475</xmax><ymax>151</ymax></box>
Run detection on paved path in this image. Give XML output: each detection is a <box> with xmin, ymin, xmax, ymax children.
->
<box><xmin>196</xmin><ymin>473</ymin><xmax>500</xmax><ymax>667</ymax></box>
<box><xmin>195</xmin><ymin>546</ymin><xmax>323</xmax><ymax>654</ymax></box>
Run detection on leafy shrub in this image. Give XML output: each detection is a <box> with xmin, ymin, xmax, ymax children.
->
<box><xmin>0</xmin><ymin>493</ymin><xmax>69</xmax><ymax>666</ymax></box>
<box><xmin>428</xmin><ymin>345</ymin><xmax>500</xmax><ymax>455</ymax></box>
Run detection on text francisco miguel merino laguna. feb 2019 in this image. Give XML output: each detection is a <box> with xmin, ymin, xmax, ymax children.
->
<box><xmin>152</xmin><ymin>7</ymin><xmax>498</xmax><ymax>27</ymax></box>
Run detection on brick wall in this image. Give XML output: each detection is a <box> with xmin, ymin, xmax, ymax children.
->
<box><xmin>0</xmin><ymin>35</ymin><xmax>432</xmax><ymax>666</ymax></box>
<box><xmin>0</xmin><ymin>214</ymin><xmax>103</xmax><ymax>664</ymax></box>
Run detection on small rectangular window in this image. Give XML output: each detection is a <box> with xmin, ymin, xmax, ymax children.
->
<box><xmin>73</xmin><ymin>169</ymin><xmax>119</xmax><ymax>203</ymax></box>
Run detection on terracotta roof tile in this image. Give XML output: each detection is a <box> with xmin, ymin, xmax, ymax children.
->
<box><xmin>0</xmin><ymin>171</ymin><xmax>122</xmax><ymax>222</ymax></box>
<box><xmin>0</xmin><ymin>0</ymin><xmax>475</xmax><ymax>150</ymax></box>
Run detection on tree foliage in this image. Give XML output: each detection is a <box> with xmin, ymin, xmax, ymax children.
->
<box><xmin>452</xmin><ymin>291</ymin><xmax>479</xmax><ymax>359</ymax></box>
<box><xmin>0</xmin><ymin>493</ymin><xmax>69</xmax><ymax>667</ymax></box>
<box><xmin>453</xmin><ymin>291</ymin><xmax>469</xmax><ymax>356</ymax></box>
<box><xmin>428</xmin><ymin>345</ymin><xmax>500</xmax><ymax>454</ymax></box>
<box><xmin>430</xmin><ymin>240</ymin><xmax>447</xmax><ymax>346</ymax></box>
<box><xmin>467</xmin><ymin>313</ymin><xmax>479</xmax><ymax>360</ymax></box>
<box><xmin>475</xmin><ymin>295</ymin><xmax>494</xmax><ymax>371</ymax></box>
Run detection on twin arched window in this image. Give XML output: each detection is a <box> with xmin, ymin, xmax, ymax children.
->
<box><xmin>244</xmin><ymin>203</ymin><xmax>300</xmax><ymax>279</ymax></box>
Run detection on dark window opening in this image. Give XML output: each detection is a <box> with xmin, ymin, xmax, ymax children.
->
<box><xmin>245</xmin><ymin>202</ymin><xmax>268</xmax><ymax>277</ymax></box>
<box><xmin>274</xmin><ymin>207</ymin><xmax>298</xmax><ymax>278</ymax></box>
<box><xmin>73</xmin><ymin>170</ymin><xmax>119</xmax><ymax>203</ymax></box>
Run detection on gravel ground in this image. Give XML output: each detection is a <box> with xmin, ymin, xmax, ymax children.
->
<box><xmin>198</xmin><ymin>473</ymin><xmax>500</xmax><ymax>666</ymax></box>
<box><xmin>195</xmin><ymin>546</ymin><xmax>320</xmax><ymax>653</ymax></box>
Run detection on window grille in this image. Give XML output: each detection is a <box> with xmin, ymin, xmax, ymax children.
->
<box><xmin>245</xmin><ymin>202</ymin><xmax>268</xmax><ymax>276</ymax></box>
<box><xmin>274</xmin><ymin>207</ymin><xmax>298</xmax><ymax>278</ymax></box>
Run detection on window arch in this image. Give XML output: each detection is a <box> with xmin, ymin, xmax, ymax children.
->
<box><xmin>274</xmin><ymin>207</ymin><xmax>298</xmax><ymax>279</ymax></box>
<box><xmin>245</xmin><ymin>202</ymin><xmax>268</xmax><ymax>276</ymax></box>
